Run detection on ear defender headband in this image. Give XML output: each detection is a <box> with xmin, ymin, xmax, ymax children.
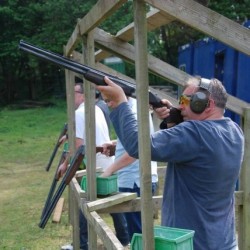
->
<box><xmin>190</xmin><ymin>78</ymin><xmax>211</xmax><ymax>114</ymax></box>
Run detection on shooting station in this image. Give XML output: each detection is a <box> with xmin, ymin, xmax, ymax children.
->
<box><xmin>48</xmin><ymin>0</ymin><xmax>250</xmax><ymax>249</ymax></box>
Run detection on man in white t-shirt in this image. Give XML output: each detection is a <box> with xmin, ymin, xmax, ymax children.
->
<box><xmin>60</xmin><ymin>83</ymin><xmax>129</xmax><ymax>250</ymax></box>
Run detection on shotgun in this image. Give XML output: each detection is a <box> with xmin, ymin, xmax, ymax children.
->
<box><xmin>46</xmin><ymin>123</ymin><xmax>68</xmax><ymax>172</ymax></box>
<box><xmin>18</xmin><ymin>40</ymin><xmax>183</xmax><ymax>124</ymax></box>
<box><xmin>39</xmin><ymin>145</ymin><xmax>85</xmax><ymax>229</ymax></box>
<box><xmin>41</xmin><ymin>150</ymin><xmax>67</xmax><ymax>219</ymax></box>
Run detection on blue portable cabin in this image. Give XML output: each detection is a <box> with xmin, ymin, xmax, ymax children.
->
<box><xmin>236</xmin><ymin>20</ymin><xmax>250</xmax><ymax>104</ymax></box>
<box><xmin>178</xmin><ymin>43</ymin><xmax>194</xmax><ymax>74</ymax></box>
<box><xmin>177</xmin><ymin>43</ymin><xmax>194</xmax><ymax>96</ymax></box>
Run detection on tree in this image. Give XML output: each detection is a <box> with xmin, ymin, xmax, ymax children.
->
<box><xmin>1</xmin><ymin>0</ymin><xmax>249</xmax><ymax>105</ymax></box>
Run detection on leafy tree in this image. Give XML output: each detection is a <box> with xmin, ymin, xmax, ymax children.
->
<box><xmin>0</xmin><ymin>0</ymin><xmax>249</xmax><ymax>105</ymax></box>
<box><xmin>0</xmin><ymin>0</ymin><xmax>97</xmax><ymax>104</ymax></box>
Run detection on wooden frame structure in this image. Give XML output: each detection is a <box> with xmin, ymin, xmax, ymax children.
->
<box><xmin>63</xmin><ymin>1</ymin><xmax>250</xmax><ymax>249</ymax></box>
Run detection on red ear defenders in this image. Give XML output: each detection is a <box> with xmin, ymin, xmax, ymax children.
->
<box><xmin>190</xmin><ymin>78</ymin><xmax>211</xmax><ymax>114</ymax></box>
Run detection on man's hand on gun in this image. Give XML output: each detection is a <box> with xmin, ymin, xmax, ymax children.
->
<box><xmin>154</xmin><ymin>99</ymin><xmax>173</xmax><ymax>119</ymax></box>
<box><xmin>97</xmin><ymin>76</ymin><xmax>180</xmax><ymax>129</ymax></box>
<box><xmin>96</xmin><ymin>76</ymin><xmax>127</xmax><ymax>108</ymax></box>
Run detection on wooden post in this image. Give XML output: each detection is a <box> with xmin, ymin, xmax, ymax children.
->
<box><xmin>82</xmin><ymin>30</ymin><xmax>98</xmax><ymax>250</ymax></box>
<box><xmin>238</xmin><ymin>107</ymin><xmax>250</xmax><ymax>249</ymax></box>
<box><xmin>134</xmin><ymin>0</ymin><xmax>154</xmax><ymax>249</ymax></box>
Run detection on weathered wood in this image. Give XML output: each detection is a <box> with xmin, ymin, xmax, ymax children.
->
<box><xmin>84</xmin><ymin>31</ymin><xmax>98</xmax><ymax>250</ymax></box>
<box><xmin>70</xmin><ymin>177</ymin><xmax>87</xmax><ymax>199</ymax></box>
<box><xmin>87</xmin><ymin>192</ymin><xmax>137</xmax><ymax>212</ymax></box>
<box><xmin>65</xmin><ymin>0</ymin><xmax>127</xmax><ymax>55</ymax></box>
<box><xmin>95</xmin><ymin>8</ymin><xmax>175</xmax><ymax>61</ymax></box>
<box><xmin>134</xmin><ymin>1</ymin><xmax>154</xmax><ymax>250</ymax></box>
<box><xmin>98</xmin><ymin>195</ymin><xmax>163</xmax><ymax>213</ymax></box>
<box><xmin>52</xmin><ymin>197</ymin><xmax>64</xmax><ymax>223</ymax></box>
<box><xmin>145</xmin><ymin>0</ymin><xmax>250</xmax><ymax>56</ymax></box>
<box><xmin>93</xmin><ymin>28</ymin><xmax>249</xmax><ymax>115</ymax></box>
<box><xmin>238</xmin><ymin>107</ymin><xmax>250</xmax><ymax>249</ymax></box>
<box><xmin>75</xmin><ymin>167</ymin><xmax>102</xmax><ymax>178</ymax></box>
<box><xmin>235</xmin><ymin>191</ymin><xmax>243</xmax><ymax>206</ymax></box>
<box><xmin>81</xmin><ymin>208</ymin><xmax>124</xmax><ymax>250</ymax></box>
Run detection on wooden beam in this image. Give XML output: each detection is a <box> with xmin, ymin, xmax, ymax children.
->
<box><xmin>52</xmin><ymin>197</ymin><xmax>64</xmax><ymax>223</ymax></box>
<box><xmin>238</xmin><ymin>107</ymin><xmax>250</xmax><ymax>249</ymax></box>
<box><xmin>97</xmin><ymin>195</ymin><xmax>163</xmax><ymax>213</ymax></box>
<box><xmin>81</xmin><ymin>208</ymin><xmax>124</xmax><ymax>250</ymax></box>
<box><xmin>145</xmin><ymin>0</ymin><xmax>250</xmax><ymax>56</ymax></box>
<box><xmin>95</xmin><ymin>8</ymin><xmax>175</xmax><ymax>61</ymax></box>
<box><xmin>93</xmin><ymin>28</ymin><xmax>250</xmax><ymax>115</ymax></box>
<box><xmin>65</xmin><ymin>0</ymin><xmax>126</xmax><ymax>55</ymax></box>
<box><xmin>134</xmin><ymin>1</ymin><xmax>154</xmax><ymax>249</ymax></box>
<box><xmin>87</xmin><ymin>193</ymin><xmax>137</xmax><ymax>212</ymax></box>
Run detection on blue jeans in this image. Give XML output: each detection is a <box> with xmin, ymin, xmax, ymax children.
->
<box><xmin>79</xmin><ymin>210</ymin><xmax>129</xmax><ymax>250</ymax></box>
<box><xmin>119</xmin><ymin>182</ymin><xmax>158</xmax><ymax>242</ymax></box>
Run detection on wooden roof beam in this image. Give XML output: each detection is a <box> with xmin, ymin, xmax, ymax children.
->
<box><xmin>64</xmin><ymin>0</ymin><xmax>127</xmax><ymax>56</ymax></box>
<box><xmin>146</xmin><ymin>0</ymin><xmax>250</xmax><ymax>56</ymax></box>
<box><xmin>93</xmin><ymin>28</ymin><xmax>249</xmax><ymax>115</ymax></box>
<box><xmin>95</xmin><ymin>8</ymin><xmax>175</xmax><ymax>61</ymax></box>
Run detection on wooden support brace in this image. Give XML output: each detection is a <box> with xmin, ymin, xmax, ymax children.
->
<box><xmin>87</xmin><ymin>192</ymin><xmax>137</xmax><ymax>212</ymax></box>
<box><xmin>52</xmin><ymin>197</ymin><xmax>64</xmax><ymax>223</ymax></box>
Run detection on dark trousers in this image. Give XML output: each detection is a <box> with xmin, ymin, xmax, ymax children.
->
<box><xmin>119</xmin><ymin>182</ymin><xmax>158</xmax><ymax>241</ymax></box>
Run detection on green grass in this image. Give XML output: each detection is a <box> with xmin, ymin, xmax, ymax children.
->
<box><xmin>0</xmin><ymin>99</ymin><xmax>73</xmax><ymax>250</ymax></box>
<box><xmin>0</xmin><ymin>99</ymin><xmax>162</xmax><ymax>249</ymax></box>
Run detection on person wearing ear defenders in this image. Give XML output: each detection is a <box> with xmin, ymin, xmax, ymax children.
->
<box><xmin>96</xmin><ymin>76</ymin><xmax>244</xmax><ymax>250</ymax></box>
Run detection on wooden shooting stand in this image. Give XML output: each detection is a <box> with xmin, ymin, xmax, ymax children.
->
<box><xmin>63</xmin><ymin>1</ymin><xmax>250</xmax><ymax>249</ymax></box>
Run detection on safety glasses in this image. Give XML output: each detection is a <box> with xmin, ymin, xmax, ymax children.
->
<box><xmin>179</xmin><ymin>94</ymin><xmax>192</xmax><ymax>106</ymax></box>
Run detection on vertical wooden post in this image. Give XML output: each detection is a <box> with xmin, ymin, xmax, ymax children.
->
<box><xmin>133</xmin><ymin>1</ymin><xmax>155</xmax><ymax>250</ymax></box>
<box><xmin>64</xmin><ymin>66</ymin><xmax>78</xmax><ymax>248</ymax></box>
<box><xmin>82</xmin><ymin>30</ymin><xmax>98</xmax><ymax>250</ymax></box>
<box><xmin>238</xmin><ymin>107</ymin><xmax>250</xmax><ymax>250</ymax></box>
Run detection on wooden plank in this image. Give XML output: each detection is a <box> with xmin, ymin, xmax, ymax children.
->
<box><xmin>83</xmin><ymin>31</ymin><xmax>98</xmax><ymax>250</ymax></box>
<box><xmin>52</xmin><ymin>197</ymin><xmax>64</xmax><ymax>223</ymax></box>
<box><xmin>70</xmin><ymin>177</ymin><xmax>87</xmax><ymax>199</ymax></box>
<box><xmin>81</xmin><ymin>208</ymin><xmax>124</xmax><ymax>250</ymax></box>
<box><xmin>76</xmin><ymin>191</ymin><xmax>242</xmax><ymax>214</ymax></box>
<box><xmin>98</xmin><ymin>196</ymin><xmax>163</xmax><ymax>213</ymax></box>
<box><xmin>145</xmin><ymin>0</ymin><xmax>250</xmax><ymax>56</ymax></box>
<box><xmin>238</xmin><ymin>107</ymin><xmax>250</xmax><ymax>249</ymax></box>
<box><xmin>134</xmin><ymin>1</ymin><xmax>154</xmax><ymax>249</ymax></box>
<box><xmin>75</xmin><ymin>167</ymin><xmax>102</xmax><ymax>178</ymax></box>
<box><xmin>95</xmin><ymin>9</ymin><xmax>175</xmax><ymax>61</ymax></box>
<box><xmin>65</xmin><ymin>0</ymin><xmax>126</xmax><ymax>55</ymax></box>
<box><xmin>87</xmin><ymin>192</ymin><xmax>137</xmax><ymax>212</ymax></box>
<box><xmin>93</xmin><ymin>28</ymin><xmax>250</xmax><ymax>115</ymax></box>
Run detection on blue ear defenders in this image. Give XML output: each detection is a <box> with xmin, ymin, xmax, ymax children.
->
<box><xmin>190</xmin><ymin>78</ymin><xmax>211</xmax><ymax>114</ymax></box>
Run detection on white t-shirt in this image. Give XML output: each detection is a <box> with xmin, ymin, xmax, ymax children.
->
<box><xmin>75</xmin><ymin>102</ymin><xmax>114</xmax><ymax>170</ymax></box>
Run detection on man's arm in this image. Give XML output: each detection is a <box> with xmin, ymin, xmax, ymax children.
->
<box><xmin>101</xmin><ymin>152</ymin><xmax>136</xmax><ymax>177</ymax></box>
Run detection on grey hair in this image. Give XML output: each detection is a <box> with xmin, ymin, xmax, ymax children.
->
<box><xmin>185</xmin><ymin>77</ymin><xmax>228</xmax><ymax>109</ymax></box>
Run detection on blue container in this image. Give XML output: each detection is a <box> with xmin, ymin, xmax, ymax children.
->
<box><xmin>178</xmin><ymin>43</ymin><xmax>194</xmax><ymax>74</ymax></box>
<box><xmin>236</xmin><ymin>21</ymin><xmax>250</xmax><ymax>103</ymax></box>
<box><xmin>193</xmin><ymin>37</ymin><xmax>216</xmax><ymax>78</ymax></box>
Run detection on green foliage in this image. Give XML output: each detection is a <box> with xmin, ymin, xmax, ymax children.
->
<box><xmin>1</xmin><ymin>0</ymin><xmax>249</xmax><ymax>104</ymax></box>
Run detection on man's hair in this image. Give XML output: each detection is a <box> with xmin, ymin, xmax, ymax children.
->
<box><xmin>186</xmin><ymin>77</ymin><xmax>228</xmax><ymax>109</ymax></box>
<box><xmin>209</xmin><ymin>78</ymin><xmax>228</xmax><ymax>109</ymax></box>
<box><xmin>75</xmin><ymin>82</ymin><xmax>84</xmax><ymax>93</ymax></box>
